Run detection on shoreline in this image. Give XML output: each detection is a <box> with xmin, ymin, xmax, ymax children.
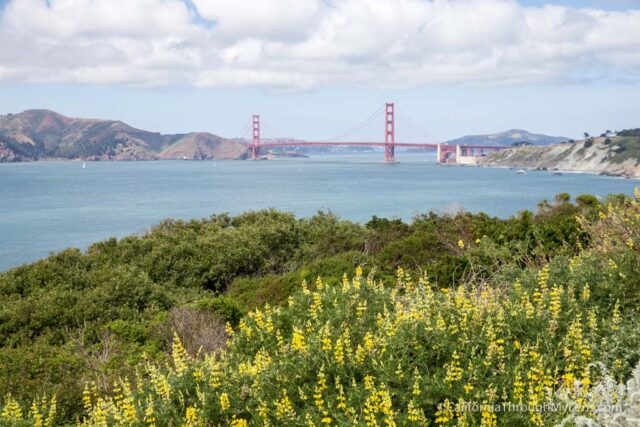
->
<box><xmin>471</xmin><ymin>163</ymin><xmax>640</xmax><ymax>180</ymax></box>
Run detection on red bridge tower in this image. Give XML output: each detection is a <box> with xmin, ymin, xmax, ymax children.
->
<box><xmin>251</xmin><ymin>114</ymin><xmax>260</xmax><ymax>160</ymax></box>
<box><xmin>384</xmin><ymin>102</ymin><xmax>395</xmax><ymax>163</ymax></box>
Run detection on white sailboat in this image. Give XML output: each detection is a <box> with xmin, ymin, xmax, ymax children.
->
<box><xmin>82</xmin><ymin>162</ymin><xmax>87</xmax><ymax>169</ymax></box>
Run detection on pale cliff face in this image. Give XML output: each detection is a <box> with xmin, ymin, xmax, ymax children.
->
<box><xmin>480</xmin><ymin>136</ymin><xmax>640</xmax><ymax>178</ymax></box>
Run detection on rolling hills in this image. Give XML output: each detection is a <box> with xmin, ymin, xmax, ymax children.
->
<box><xmin>0</xmin><ymin>110</ymin><xmax>248</xmax><ymax>162</ymax></box>
<box><xmin>446</xmin><ymin>129</ymin><xmax>569</xmax><ymax>146</ymax></box>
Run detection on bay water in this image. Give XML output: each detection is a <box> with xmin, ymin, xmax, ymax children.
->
<box><xmin>1</xmin><ymin>153</ymin><xmax>637</xmax><ymax>271</ymax></box>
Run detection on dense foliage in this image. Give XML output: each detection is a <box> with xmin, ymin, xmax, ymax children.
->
<box><xmin>2</xmin><ymin>191</ymin><xmax>639</xmax><ymax>425</ymax></box>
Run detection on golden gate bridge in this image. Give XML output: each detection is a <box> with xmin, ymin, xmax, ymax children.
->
<box><xmin>239</xmin><ymin>103</ymin><xmax>506</xmax><ymax>163</ymax></box>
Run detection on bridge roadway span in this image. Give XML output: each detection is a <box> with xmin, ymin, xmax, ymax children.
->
<box><xmin>249</xmin><ymin>141</ymin><xmax>501</xmax><ymax>150</ymax></box>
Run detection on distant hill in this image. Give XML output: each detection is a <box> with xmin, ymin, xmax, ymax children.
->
<box><xmin>446</xmin><ymin>129</ymin><xmax>569</xmax><ymax>147</ymax></box>
<box><xmin>0</xmin><ymin>109</ymin><xmax>248</xmax><ymax>162</ymax></box>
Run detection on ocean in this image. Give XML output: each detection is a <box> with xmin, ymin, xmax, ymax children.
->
<box><xmin>0</xmin><ymin>153</ymin><xmax>637</xmax><ymax>271</ymax></box>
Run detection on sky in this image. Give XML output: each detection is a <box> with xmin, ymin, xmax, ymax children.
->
<box><xmin>0</xmin><ymin>0</ymin><xmax>639</xmax><ymax>141</ymax></box>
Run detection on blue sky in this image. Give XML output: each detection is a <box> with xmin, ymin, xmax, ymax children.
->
<box><xmin>0</xmin><ymin>0</ymin><xmax>639</xmax><ymax>141</ymax></box>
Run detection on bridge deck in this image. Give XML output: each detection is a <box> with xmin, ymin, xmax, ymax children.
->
<box><xmin>249</xmin><ymin>142</ymin><xmax>504</xmax><ymax>150</ymax></box>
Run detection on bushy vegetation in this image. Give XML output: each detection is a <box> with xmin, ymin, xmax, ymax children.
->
<box><xmin>3</xmin><ymin>191</ymin><xmax>640</xmax><ymax>425</ymax></box>
<box><xmin>617</xmin><ymin>128</ymin><xmax>640</xmax><ymax>137</ymax></box>
<box><xmin>608</xmin><ymin>135</ymin><xmax>640</xmax><ymax>164</ymax></box>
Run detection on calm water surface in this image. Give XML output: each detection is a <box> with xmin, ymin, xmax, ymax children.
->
<box><xmin>1</xmin><ymin>153</ymin><xmax>637</xmax><ymax>270</ymax></box>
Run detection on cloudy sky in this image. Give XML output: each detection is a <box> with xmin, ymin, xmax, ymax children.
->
<box><xmin>0</xmin><ymin>0</ymin><xmax>639</xmax><ymax>140</ymax></box>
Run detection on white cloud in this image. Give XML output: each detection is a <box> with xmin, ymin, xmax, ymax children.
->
<box><xmin>0</xmin><ymin>0</ymin><xmax>638</xmax><ymax>89</ymax></box>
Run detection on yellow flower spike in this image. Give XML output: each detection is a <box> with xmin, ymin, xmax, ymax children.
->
<box><xmin>219</xmin><ymin>393</ymin><xmax>230</xmax><ymax>411</ymax></box>
<box><xmin>225</xmin><ymin>321</ymin><xmax>235</xmax><ymax>337</ymax></box>
<box><xmin>309</xmin><ymin>292</ymin><xmax>323</xmax><ymax>320</ymax></box>
<box><xmin>275</xmin><ymin>390</ymin><xmax>295</xmax><ymax>420</ymax></box>
<box><xmin>183</xmin><ymin>406</ymin><xmax>202</xmax><ymax>427</ymax></box>
<box><xmin>364</xmin><ymin>375</ymin><xmax>375</xmax><ymax>391</ymax></box>
<box><xmin>445</xmin><ymin>351</ymin><xmax>464</xmax><ymax>384</ymax></box>
<box><xmin>457</xmin><ymin>239</ymin><xmax>465</xmax><ymax>249</ymax></box>
<box><xmin>435</xmin><ymin>399</ymin><xmax>454</xmax><ymax>426</ymax></box>
<box><xmin>45</xmin><ymin>396</ymin><xmax>56</xmax><ymax>427</ymax></box>
<box><xmin>355</xmin><ymin>265</ymin><xmax>363</xmax><ymax>278</ymax></box>
<box><xmin>144</xmin><ymin>398</ymin><xmax>156</xmax><ymax>427</ymax></box>
<box><xmin>356</xmin><ymin>300</ymin><xmax>367</xmax><ymax>320</ymax></box>
<box><xmin>231</xmin><ymin>417</ymin><xmax>249</xmax><ymax>427</ymax></box>
<box><xmin>30</xmin><ymin>399</ymin><xmax>43</xmax><ymax>427</ymax></box>
<box><xmin>407</xmin><ymin>399</ymin><xmax>425</xmax><ymax>423</ymax></box>
<box><xmin>611</xmin><ymin>301</ymin><xmax>621</xmax><ymax>331</ymax></box>
<box><xmin>292</xmin><ymin>327</ymin><xmax>308</xmax><ymax>352</ymax></box>
<box><xmin>172</xmin><ymin>332</ymin><xmax>189</xmax><ymax>375</ymax></box>
<box><xmin>82</xmin><ymin>384</ymin><xmax>93</xmax><ymax>412</ymax></box>
<box><xmin>480</xmin><ymin>402</ymin><xmax>497</xmax><ymax>427</ymax></box>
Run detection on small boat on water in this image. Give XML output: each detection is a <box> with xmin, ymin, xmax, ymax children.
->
<box><xmin>516</xmin><ymin>169</ymin><xmax>526</xmax><ymax>175</ymax></box>
<box><xmin>82</xmin><ymin>162</ymin><xmax>87</xmax><ymax>169</ymax></box>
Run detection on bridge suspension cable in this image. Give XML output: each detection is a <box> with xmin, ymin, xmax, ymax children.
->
<box><xmin>323</xmin><ymin>104</ymin><xmax>386</xmax><ymax>143</ymax></box>
<box><xmin>234</xmin><ymin>117</ymin><xmax>252</xmax><ymax>140</ymax></box>
<box><xmin>395</xmin><ymin>106</ymin><xmax>441</xmax><ymax>145</ymax></box>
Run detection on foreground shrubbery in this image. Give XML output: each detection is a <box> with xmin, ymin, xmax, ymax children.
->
<box><xmin>72</xmin><ymin>264</ymin><xmax>637</xmax><ymax>426</ymax></box>
<box><xmin>2</xmin><ymin>191</ymin><xmax>640</xmax><ymax>425</ymax></box>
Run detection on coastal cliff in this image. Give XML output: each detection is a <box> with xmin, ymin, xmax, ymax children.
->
<box><xmin>480</xmin><ymin>132</ymin><xmax>640</xmax><ymax>178</ymax></box>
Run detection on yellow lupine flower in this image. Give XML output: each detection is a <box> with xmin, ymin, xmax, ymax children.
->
<box><xmin>291</xmin><ymin>327</ymin><xmax>308</xmax><ymax>352</ymax></box>
<box><xmin>225</xmin><ymin>322</ymin><xmax>235</xmax><ymax>337</ymax></box>
<box><xmin>480</xmin><ymin>403</ymin><xmax>497</xmax><ymax>427</ymax></box>
<box><xmin>183</xmin><ymin>406</ymin><xmax>201</xmax><ymax>427</ymax></box>
<box><xmin>172</xmin><ymin>333</ymin><xmax>189</xmax><ymax>375</ymax></box>
<box><xmin>2</xmin><ymin>394</ymin><xmax>23</xmax><ymax>420</ymax></box>
<box><xmin>30</xmin><ymin>400</ymin><xmax>43</xmax><ymax>427</ymax></box>
<box><xmin>611</xmin><ymin>300</ymin><xmax>621</xmax><ymax>331</ymax></box>
<box><xmin>219</xmin><ymin>393</ymin><xmax>230</xmax><ymax>411</ymax></box>
<box><xmin>45</xmin><ymin>396</ymin><xmax>56</xmax><ymax>427</ymax></box>
<box><xmin>231</xmin><ymin>417</ymin><xmax>248</xmax><ymax>427</ymax></box>
<box><xmin>82</xmin><ymin>384</ymin><xmax>93</xmax><ymax>412</ymax></box>
<box><xmin>275</xmin><ymin>390</ymin><xmax>295</xmax><ymax>420</ymax></box>
<box><xmin>445</xmin><ymin>351</ymin><xmax>464</xmax><ymax>384</ymax></box>
<box><xmin>407</xmin><ymin>399</ymin><xmax>425</xmax><ymax>423</ymax></box>
<box><xmin>435</xmin><ymin>399</ymin><xmax>454</xmax><ymax>426</ymax></box>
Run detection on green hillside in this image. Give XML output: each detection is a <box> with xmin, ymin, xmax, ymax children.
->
<box><xmin>0</xmin><ymin>110</ymin><xmax>247</xmax><ymax>161</ymax></box>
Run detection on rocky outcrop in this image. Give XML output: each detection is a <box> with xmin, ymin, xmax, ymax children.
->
<box><xmin>0</xmin><ymin>144</ymin><xmax>21</xmax><ymax>162</ymax></box>
<box><xmin>480</xmin><ymin>136</ymin><xmax>640</xmax><ymax>178</ymax></box>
